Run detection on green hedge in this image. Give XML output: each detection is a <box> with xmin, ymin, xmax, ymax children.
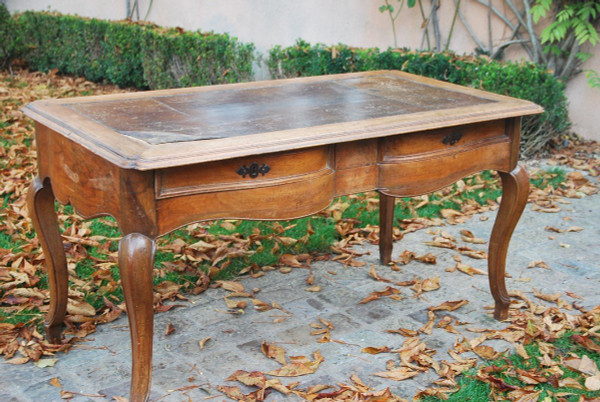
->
<box><xmin>10</xmin><ymin>11</ymin><xmax>255</xmax><ymax>89</ymax></box>
<box><xmin>0</xmin><ymin>3</ymin><xmax>22</xmax><ymax>70</ymax></box>
<box><xmin>268</xmin><ymin>40</ymin><xmax>570</xmax><ymax>156</ymax></box>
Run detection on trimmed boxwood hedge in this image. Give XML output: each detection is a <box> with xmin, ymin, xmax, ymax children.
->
<box><xmin>11</xmin><ymin>10</ymin><xmax>255</xmax><ymax>89</ymax></box>
<box><xmin>268</xmin><ymin>40</ymin><xmax>570</xmax><ymax>156</ymax></box>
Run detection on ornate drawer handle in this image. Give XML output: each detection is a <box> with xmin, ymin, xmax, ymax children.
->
<box><xmin>236</xmin><ymin>162</ymin><xmax>270</xmax><ymax>178</ymax></box>
<box><xmin>442</xmin><ymin>131</ymin><xmax>463</xmax><ymax>146</ymax></box>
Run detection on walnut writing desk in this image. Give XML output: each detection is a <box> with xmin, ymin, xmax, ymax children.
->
<box><xmin>23</xmin><ymin>71</ymin><xmax>542</xmax><ymax>401</ymax></box>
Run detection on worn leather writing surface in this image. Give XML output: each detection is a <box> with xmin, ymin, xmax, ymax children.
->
<box><xmin>22</xmin><ymin>70</ymin><xmax>542</xmax><ymax>169</ymax></box>
<box><xmin>67</xmin><ymin>75</ymin><xmax>493</xmax><ymax>145</ymax></box>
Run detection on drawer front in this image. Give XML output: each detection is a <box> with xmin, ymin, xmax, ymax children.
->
<box><xmin>157</xmin><ymin>170</ymin><xmax>335</xmax><ymax>235</ymax></box>
<box><xmin>379</xmin><ymin>139</ymin><xmax>511</xmax><ymax>196</ymax></box>
<box><xmin>156</xmin><ymin>146</ymin><xmax>331</xmax><ymax>198</ymax></box>
<box><xmin>380</xmin><ymin>120</ymin><xmax>507</xmax><ymax>160</ymax></box>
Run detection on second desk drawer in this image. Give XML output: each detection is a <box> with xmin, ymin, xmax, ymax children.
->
<box><xmin>380</xmin><ymin>120</ymin><xmax>507</xmax><ymax>160</ymax></box>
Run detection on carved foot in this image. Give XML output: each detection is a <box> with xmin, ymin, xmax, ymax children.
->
<box><xmin>489</xmin><ymin>165</ymin><xmax>529</xmax><ymax>320</ymax></box>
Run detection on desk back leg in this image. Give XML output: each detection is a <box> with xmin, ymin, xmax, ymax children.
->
<box><xmin>378</xmin><ymin>192</ymin><xmax>395</xmax><ymax>265</ymax></box>
<box><xmin>118</xmin><ymin>233</ymin><xmax>156</xmax><ymax>402</ymax></box>
<box><xmin>489</xmin><ymin>165</ymin><xmax>529</xmax><ymax>320</ymax></box>
<box><xmin>27</xmin><ymin>177</ymin><xmax>68</xmax><ymax>344</ymax></box>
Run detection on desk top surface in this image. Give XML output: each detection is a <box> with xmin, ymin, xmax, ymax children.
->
<box><xmin>23</xmin><ymin>70</ymin><xmax>542</xmax><ymax>170</ymax></box>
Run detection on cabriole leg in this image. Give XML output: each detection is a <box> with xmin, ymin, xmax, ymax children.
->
<box><xmin>489</xmin><ymin>165</ymin><xmax>529</xmax><ymax>320</ymax></box>
<box><xmin>27</xmin><ymin>177</ymin><xmax>68</xmax><ymax>343</ymax></box>
<box><xmin>118</xmin><ymin>233</ymin><xmax>156</xmax><ymax>402</ymax></box>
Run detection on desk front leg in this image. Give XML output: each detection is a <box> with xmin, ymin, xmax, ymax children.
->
<box><xmin>27</xmin><ymin>177</ymin><xmax>68</xmax><ymax>344</ymax></box>
<box><xmin>118</xmin><ymin>233</ymin><xmax>156</xmax><ymax>402</ymax></box>
<box><xmin>489</xmin><ymin>165</ymin><xmax>529</xmax><ymax>320</ymax></box>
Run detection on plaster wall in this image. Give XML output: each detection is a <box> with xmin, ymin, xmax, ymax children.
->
<box><xmin>6</xmin><ymin>0</ymin><xmax>599</xmax><ymax>140</ymax></box>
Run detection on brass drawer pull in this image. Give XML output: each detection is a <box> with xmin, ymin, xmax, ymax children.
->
<box><xmin>442</xmin><ymin>131</ymin><xmax>462</xmax><ymax>146</ymax></box>
<box><xmin>236</xmin><ymin>162</ymin><xmax>270</xmax><ymax>178</ymax></box>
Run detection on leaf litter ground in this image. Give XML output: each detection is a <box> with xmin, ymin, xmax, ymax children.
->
<box><xmin>1</xmin><ymin>68</ymin><xmax>599</xmax><ymax>401</ymax></box>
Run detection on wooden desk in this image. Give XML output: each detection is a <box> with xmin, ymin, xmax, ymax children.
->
<box><xmin>24</xmin><ymin>71</ymin><xmax>542</xmax><ymax>401</ymax></box>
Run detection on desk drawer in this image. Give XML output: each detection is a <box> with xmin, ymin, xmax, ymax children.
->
<box><xmin>379</xmin><ymin>135</ymin><xmax>512</xmax><ymax>196</ymax></box>
<box><xmin>156</xmin><ymin>146</ymin><xmax>331</xmax><ymax>199</ymax></box>
<box><xmin>380</xmin><ymin>120</ymin><xmax>507</xmax><ymax>160</ymax></box>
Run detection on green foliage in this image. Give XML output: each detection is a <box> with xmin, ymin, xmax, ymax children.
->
<box><xmin>267</xmin><ymin>40</ymin><xmax>570</xmax><ymax>155</ymax></box>
<box><xmin>141</xmin><ymin>27</ymin><xmax>255</xmax><ymax>89</ymax></box>
<box><xmin>531</xmin><ymin>0</ymin><xmax>600</xmax><ymax>87</ymax></box>
<box><xmin>0</xmin><ymin>2</ymin><xmax>23</xmax><ymax>69</ymax></box>
<box><xmin>12</xmin><ymin>11</ymin><xmax>255</xmax><ymax>89</ymax></box>
<box><xmin>530</xmin><ymin>166</ymin><xmax>566</xmax><ymax>189</ymax></box>
<box><xmin>587</xmin><ymin>69</ymin><xmax>600</xmax><ymax>88</ymax></box>
<box><xmin>532</xmin><ymin>1</ymin><xmax>600</xmax><ymax>46</ymax></box>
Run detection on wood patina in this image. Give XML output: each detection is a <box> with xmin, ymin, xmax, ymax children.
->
<box><xmin>24</xmin><ymin>70</ymin><xmax>542</xmax><ymax>401</ymax></box>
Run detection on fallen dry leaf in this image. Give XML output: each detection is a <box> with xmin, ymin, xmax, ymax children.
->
<box><xmin>411</xmin><ymin>276</ymin><xmax>440</xmax><ymax>295</ymax></box>
<box><xmin>66</xmin><ymin>299</ymin><xmax>96</xmax><ymax>317</ymax></box>
<box><xmin>216</xmin><ymin>280</ymin><xmax>245</xmax><ymax>293</ymax></box>
<box><xmin>369</xmin><ymin>265</ymin><xmax>391</xmax><ymax>282</ymax></box>
<box><xmin>278</xmin><ymin>253</ymin><xmax>304</xmax><ymax>268</ymax></box>
<box><xmin>458</xmin><ymin>247</ymin><xmax>488</xmax><ymax>260</ymax></box>
<box><xmin>460</xmin><ymin>229</ymin><xmax>487</xmax><ymax>244</ymax></box>
<box><xmin>358</xmin><ymin>286</ymin><xmax>401</xmax><ymax>304</ymax></box>
<box><xmin>429</xmin><ymin>300</ymin><xmax>469</xmax><ymax>312</ymax></box>
<box><xmin>564</xmin><ymin>355</ymin><xmax>599</xmax><ymax>377</ymax></box>
<box><xmin>533</xmin><ymin>288</ymin><xmax>562</xmax><ymax>303</ymax></box>
<box><xmin>261</xmin><ymin>341</ymin><xmax>287</xmax><ymax>365</ymax></box>
<box><xmin>164</xmin><ymin>322</ymin><xmax>175</xmax><ymax>336</ymax></box>
<box><xmin>419</xmin><ymin>311</ymin><xmax>436</xmax><ymax>335</ymax></box>
<box><xmin>585</xmin><ymin>374</ymin><xmax>600</xmax><ymax>391</ymax></box>
<box><xmin>266</xmin><ymin>351</ymin><xmax>324</xmax><ymax>377</ymax></box>
<box><xmin>415</xmin><ymin>253</ymin><xmax>437</xmax><ymax>264</ymax></box>
<box><xmin>386</xmin><ymin>327</ymin><xmax>419</xmax><ymax>337</ymax></box>
<box><xmin>545</xmin><ymin>225</ymin><xmax>583</xmax><ymax>233</ymax></box>
<box><xmin>527</xmin><ymin>260</ymin><xmax>551</xmax><ymax>270</ymax></box>
<box><xmin>198</xmin><ymin>337</ymin><xmax>211</xmax><ymax>350</ymax></box>
<box><xmin>361</xmin><ymin>346</ymin><xmax>390</xmax><ymax>354</ymax></box>
<box><xmin>373</xmin><ymin>367</ymin><xmax>420</xmax><ymax>381</ymax></box>
<box><xmin>396</xmin><ymin>250</ymin><xmax>416</xmax><ymax>265</ymax></box>
<box><xmin>456</xmin><ymin>262</ymin><xmax>486</xmax><ymax>276</ymax></box>
<box><xmin>473</xmin><ymin>345</ymin><xmax>501</xmax><ymax>360</ymax></box>
<box><xmin>571</xmin><ymin>334</ymin><xmax>600</xmax><ymax>353</ymax></box>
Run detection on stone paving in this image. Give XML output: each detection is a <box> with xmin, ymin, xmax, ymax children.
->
<box><xmin>1</xmin><ymin>173</ymin><xmax>599</xmax><ymax>401</ymax></box>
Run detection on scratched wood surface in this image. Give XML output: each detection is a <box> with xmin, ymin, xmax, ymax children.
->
<box><xmin>67</xmin><ymin>76</ymin><xmax>492</xmax><ymax>144</ymax></box>
<box><xmin>22</xmin><ymin>71</ymin><xmax>543</xmax><ymax>170</ymax></box>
